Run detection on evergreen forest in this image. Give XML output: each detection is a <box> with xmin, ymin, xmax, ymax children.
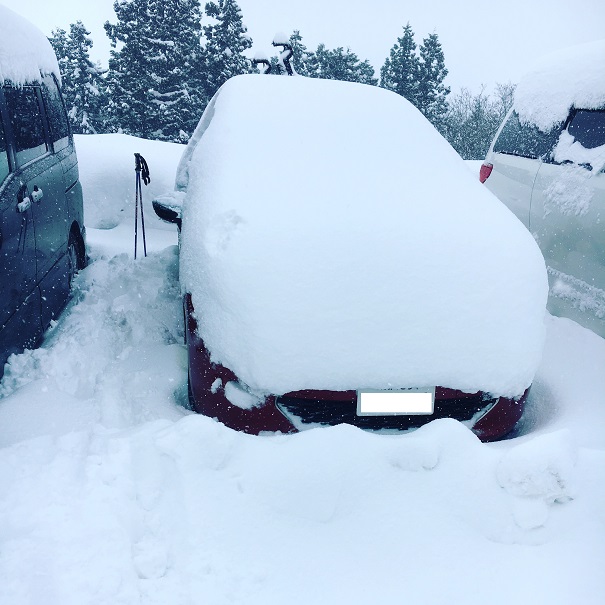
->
<box><xmin>49</xmin><ymin>0</ymin><xmax>515</xmax><ymax>158</ymax></box>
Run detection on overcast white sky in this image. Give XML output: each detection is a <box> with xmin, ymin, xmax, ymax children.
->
<box><xmin>3</xmin><ymin>0</ymin><xmax>604</xmax><ymax>91</ymax></box>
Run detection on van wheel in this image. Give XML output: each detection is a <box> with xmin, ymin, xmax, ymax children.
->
<box><xmin>187</xmin><ymin>374</ymin><xmax>196</xmax><ymax>410</ymax></box>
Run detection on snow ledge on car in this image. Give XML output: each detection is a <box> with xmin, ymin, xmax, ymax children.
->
<box><xmin>0</xmin><ymin>6</ymin><xmax>61</xmax><ymax>85</ymax></box>
<box><xmin>513</xmin><ymin>39</ymin><xmax>605</xmax><ymax>132</ymax></box>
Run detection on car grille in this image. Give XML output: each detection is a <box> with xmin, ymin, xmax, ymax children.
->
<box><xmin>276</xmin><ymin>392</ymin><xmax>496</xmax><ymax>431</ymax></box>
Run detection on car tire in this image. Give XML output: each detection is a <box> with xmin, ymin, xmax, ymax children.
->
<box><xmin>67</xmin><ymin>237</ymin><xmax>80</xmax><ymax>288</ymax></box>
<box><xmin>187</xmin><ymin>374</ymin><xmax>195</xmax><ymax>410</ymax></box>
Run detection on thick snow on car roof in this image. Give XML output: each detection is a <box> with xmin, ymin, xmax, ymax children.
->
<box><xmin>514</xmin><ymin>39</ymin><xmax>605</xmax><ymax>132</ymax></box>
<box><xmin>0</xmin><ymin>5</ymin><xmax>60</xmax><ymax>85</ymax></box>
<box><xmin>180</xmin><ymin>75</ymin><xmax>547</xmax><ymax>398</ymax></box>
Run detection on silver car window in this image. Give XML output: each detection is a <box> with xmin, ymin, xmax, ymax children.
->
<box><xmin>567</xmin><ymin>109</ymin><xmax>605</xmax><ymax>149</ymax></box>
<box><xmin>493</xmin><ymin>111</ymin><xmax>561</xmax><ymax>160</ymax></box>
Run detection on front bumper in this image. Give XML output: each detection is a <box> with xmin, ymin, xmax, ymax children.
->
<box><xmin>185</xmin><ymin>294</ymin><xmax>527</xmax><ymax>441</ymax></box>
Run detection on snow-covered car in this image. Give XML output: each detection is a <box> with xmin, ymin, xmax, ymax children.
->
<box><xmin>154</xmin><ymin>74</ymin><xmax>548</xmax><ymax>441</ymax></box>
<box><xmin>0</xmin><ymin>7</ymin><xmax>86</xmax><ymax>378</ymax></box>
<box><xmin>481</xmin><ymin>40</ymin><xmax>605</xmax><ymax>339</ymax></box>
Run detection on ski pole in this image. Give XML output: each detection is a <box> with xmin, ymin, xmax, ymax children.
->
<box><xmin>134</xmin><ymin>153</ymin><xmax>150</xmax><ymax>259</ymax></box>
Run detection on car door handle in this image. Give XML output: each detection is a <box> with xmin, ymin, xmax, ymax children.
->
<box><xmin>17</xmin><ymin>196</ymin><xmax>32</xmax><ymax>213</ymax></box>
<box><xmin>31</xmin><ymin>186</ymin><xmax>43</xmax><ymax>202</ymax></box>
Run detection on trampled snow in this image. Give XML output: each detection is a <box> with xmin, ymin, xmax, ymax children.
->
<box><xmin>180</xmin><ymin>74</ymin><xmax>548</xmax><ymax>398</ymax></box>
<box><xmin>514</xmin><ymin>39</ymin><xmax>605</xmax><ymax>132</ymax></box>
<box><xmin>0</xmin><ymin>139</ymin><xmax>603</xmax><ymax>604</ymax></box>
<box><xmin>0</xmin><ymin>5</ymin><xmax>60</xmax><ymax>85</ymax></box>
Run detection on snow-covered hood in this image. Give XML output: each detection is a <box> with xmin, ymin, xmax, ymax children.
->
<box><xmin>0</xmin><ymin>5</ymin><xmax>61</xmax><ymax>85</ymax></box>
<box><xmin>180</xmin><ymin>75</ymin><xmax>548</xmax><ymax>398</ymax></box>
<box><xmin>514</xmin><ymin>39</ymin><xmax>605</xmax><ymax>132</ymax></box>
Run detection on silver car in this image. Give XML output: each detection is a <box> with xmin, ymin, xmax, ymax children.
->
<box><xmin>481</xmin><ymin>45</ymin><xmax>605</xmax><ymax>339</ymax></box>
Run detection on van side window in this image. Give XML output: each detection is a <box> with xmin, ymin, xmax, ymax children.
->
<box><xmin>0</xmin><ymin>118</ymin><xmax>9</xmax><ymax>186</ymax></box>
<box><xmin>494</xmin><ymin>111</ymin><xmax>561</xmax><ymax>160</ymax></box>
<box><xmin>42</xmin><ymin>75</ymin><xmax>70</xmax><ymax>152</ymax></box>
<box><xmin>567</xmin><ymin>110</ymin><xmax>605</xmax><ymax>149</ymax></box>
<box><xmin>4</xmin><ymin>85</ymin><xmax>48</xmax><ymax>165</ymax></box>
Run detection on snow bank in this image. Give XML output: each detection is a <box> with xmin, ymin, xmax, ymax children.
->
<box><xmin>181</xmin><ymin>74</ymin><xmax>548</xmax><ymax>398</ymax></box>
<box><xmin>75</xmin><ymin>134</ymin><xmax>185</xmax><ymax>230</ymax></box>
<box><xmin>0</xmin><ymin>5</ymin><xmax>60</xmax><ymax>85</ymax></box>
<box><xmin>514</xmin><ymin>40</ymin><xmax>605</xmax><ymax>132</ymax></box>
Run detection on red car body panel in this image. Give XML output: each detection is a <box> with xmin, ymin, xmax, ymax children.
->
<box><xmin>185</xmin><ymin>294</ymin><xmax>527</xmax><ymax>441</ymax></box>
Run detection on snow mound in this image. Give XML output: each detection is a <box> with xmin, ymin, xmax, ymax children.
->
<box><xmin>514</xmin><ymin>39</ymin><xmax>605</xmax><ymax>132</ymax></box>
<box><xmin>496</xmin><ymin>430</ymin><xmax>577</xmax><ymax>502</ymax></box>
<box><xmin>180</xmin><ymin>74</ymin><xmax>548</xmax><ymax>398</ymax></box>
<box><xmin>0</xmin><ymin>5</ymin><xmax>60</xmax><ymax>85</ymax></box>
<box><xmin>75</xmin><ymin>134</ymin><xmax>185</xmax><ymax>229</ymax></box>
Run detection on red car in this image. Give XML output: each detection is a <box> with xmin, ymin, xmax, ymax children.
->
<box><xmin>154</xmin><ymin>74</ymin><xmax>547</xmax><ymax>441</ymax></box>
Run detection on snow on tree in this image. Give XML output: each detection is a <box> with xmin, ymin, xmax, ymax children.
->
<box><xmin>380</xmin><ymin>23</ymin><xmax>420</xmax><ymax>104</ymax></box>
<box><xmin>202</xmin><ymin>0</ymin><xmax>253</xmax><ymax>98</ymax></box>
<box><xmin>104</xmin><ymin>0</ymin><xmax>205</xmax><ymax>142</ymax></box>
<box><xmin>258</xmin><ymin>32</ymin><xmax>376</xmax><ymax>85</ymax></box>
<box><xmin>441</xmin><ymin>83</ymin><xmax>516</xmax><ymax>159</ymax></box>
<box><xmin>48</xmin><ymin>27</ymin><xmax>69</xmax><ymax>81</ymax></box>
<box><xmin>417</xmin><ymin>33</ymin><xmax>450</xmax><ymax>131</ymax></box>
<box><xmin>49</xmin><ymin>22</ymin><xmax>108</xmax><ymax>134</ymax></box>
<box><xmin>381</xmin><ymin>25</ymin><xmax>451</xmax><ymax>132</ymax></box>
<box><xmin>287</xmin><ymin>30</ymin><xmax>315</xmax><ymax>77</ymax></box>
<box><xmin>310</xmin><ymin>44</ymin><xmax>377</xmax><ymax>85</ymax></box>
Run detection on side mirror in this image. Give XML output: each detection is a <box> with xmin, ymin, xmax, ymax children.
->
<box><xmin>152</xmin><ymin>192</ymin><xmax>185</xmax><ymax>230</ymax></box>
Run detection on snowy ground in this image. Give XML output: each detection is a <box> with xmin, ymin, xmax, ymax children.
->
<box><xmin>0</xmin><ymin>139</ymin><xmax>603</xmax><ymax>605</ymax></box>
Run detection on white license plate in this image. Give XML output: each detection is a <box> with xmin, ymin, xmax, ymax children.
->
<box><xmin>357</xmin><ymin>388</ymin><xmax>435</xmax><ymax>416</ymax></box>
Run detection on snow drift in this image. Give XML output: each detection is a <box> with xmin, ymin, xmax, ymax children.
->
<box><xmin>179</xmin><ymin>74</ymin><xmax>548</xmax><ymax>398</ymax></box>
<box><xmin>75</xmin><ymin>134</ymin><xmax>185</xmax><ymax>230</ymax></box>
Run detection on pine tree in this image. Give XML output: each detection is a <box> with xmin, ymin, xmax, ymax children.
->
<box><xmin>288</xmin><ymin>30</ymin><xmax>316</xmax><ymax>77</ymax></box>
<box><xmin>202</xmin><ymin>0</ymin><xmax>253</xmax><ymax>98</ymax></box>
<box><xmin>48</xmin><ymin>27</ymin><xmax>70</xmax><ymax>84</ymax></box>
<box><xmin>312</xmin><ymin>44</ymin><xmax>377</xmax><ymax>85</ymax></box>
<box><xmin>105</xmin><ymin>0</ymin><xmax>205</xmax><ymax>142</ymax></box>
<box><xmin>381</xmin><ymin>25</ymin><xmax>453</xmax><ymax>132</ymax></box>
<box><xmin>380</xmin><ymin>23</ymin><xmax>420</xmax><ymax>105</ymax></box>
<box><xmin>49</xmin><ymin>23</ymin><xmax>109</xmax><ymax>134</ymax></box>
<box><xmin>417</xmin><ymin>33</ymin><xmax>450</xmax><ymax>131</ymax></box>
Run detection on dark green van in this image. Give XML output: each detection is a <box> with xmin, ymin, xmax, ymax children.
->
<box><xmin>0</xmin><ymin>8</ymin><xmax>86</xmax><ymax>378</ymax></box>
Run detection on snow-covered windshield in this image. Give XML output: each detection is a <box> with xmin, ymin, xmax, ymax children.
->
<box><xmin>180</xmin><ymin>74</ymin><xmax>547</xmax><ymax>398</ymax></box>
